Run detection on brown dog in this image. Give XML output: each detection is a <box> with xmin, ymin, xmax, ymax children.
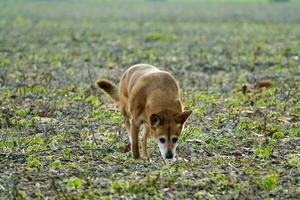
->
<box><xmin>97</xmin><ymin>64</ymin><xmax>192</xmax><ymax>159</ymax></box>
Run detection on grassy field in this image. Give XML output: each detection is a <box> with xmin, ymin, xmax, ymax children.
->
<box><xmin>0</xmin><ymin>0</ymin><xmax>299</xmax><ymax>199</ymax></box>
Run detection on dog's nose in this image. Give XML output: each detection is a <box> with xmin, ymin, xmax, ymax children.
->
<box><xmin>165</xmin><ymin>151</ymin><xmax>174</xmax><ymax>159</ymax></box>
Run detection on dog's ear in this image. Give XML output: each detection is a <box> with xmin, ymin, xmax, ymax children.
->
<box><xmin>174</xmin><ymin>110</ymin><xmax>192</xmax><ymax>124</ymax></box>
<box><xmin>150</xmin><ymin>114</ymin><xmax>161</xmax><ymax>127</ymax></box>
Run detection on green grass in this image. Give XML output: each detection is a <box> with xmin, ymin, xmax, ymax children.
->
<box><xmin>0</xmin><ymin>0</ymin><xmax>299</xmax><ymax>199</ymax></box>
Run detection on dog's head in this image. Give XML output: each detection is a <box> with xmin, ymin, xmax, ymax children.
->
<box><xmin>149</xmin><ymin>110</ymin><xmax>192</xmax><ymax>159</ymax></box>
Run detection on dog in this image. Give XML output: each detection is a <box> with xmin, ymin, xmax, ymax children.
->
<box><xmin>97</xmin><ymin>64</ymin><xmax>192</xmax><ymax>159</ymax></box>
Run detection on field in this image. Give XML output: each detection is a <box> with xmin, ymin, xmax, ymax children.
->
<box><xmin>0</xmin><ymin>0</ymin><xmax>299</xmax><ymax>199</ymax></box>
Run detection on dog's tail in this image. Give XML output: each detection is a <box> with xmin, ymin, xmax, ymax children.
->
<box><xmin>96</xmin><ymin>79</ymin><xmax>119</xmax><ymax>102</ymax></box>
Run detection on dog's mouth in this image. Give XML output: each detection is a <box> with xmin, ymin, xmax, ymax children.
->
<box><xmin>158</xmin><ymin>145</ymin><xmax>176</xmax><ymax>159</ymax></box>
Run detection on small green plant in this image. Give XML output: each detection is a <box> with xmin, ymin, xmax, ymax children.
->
<box><xmin>15</xmin><ymin>108</ymin><xmax>30</xmax><ymax>117</ymax></box>
<box><xmin>287</xmin><ymin>154</ymin><xmax>300</xmax><ymax>167</ymax></box>
<box><xmin>211</xmin><ymin>155</ymin><xmax>226</xmax><ymax>166</ymax></box>
<box><xmin>254</xmin><ymin>146</ymin><xmax>271</xmax><ymax>158</ymax></box>
<box><xmin>111</xmin><ymin>180</ymin><xmax>129</xmax><ymax>194</ymax></box>
<box><xmin>265</xmin><ymin>124</ymin><xmax>285</xmax><ymax>139</ymax></box>
<box><xmin>65</xmin><ymin>177</ymin><xmax>82</xmax><ymax>189</ymax></box>
<box><xmin>103</xmin><ymin>131</ymin><xmax>116</xmax><ymax>144</ymax></box>
<box><xmin>258</xmin><ymin>174</ymin><xmax>278</xmax><ymax>190</ymax></box>
<box><xmin>27</xmin><ymin>157</ymin><xmax>41</xmax><ymax>169</ymax></box>
<box><xmin>289</xmin><ymin>126</ymin><xmax>300</xmax><ymax>137</ymax></box>
<box><xmin>14</xmin><ymin>119</ymin><xmax>33</xmax><ymax>126</ymax></box>
<box><xmin>51</xmin><ymin>160</ymin><xmax>62</xmax><ymax>169</ymax></box>
<box><xmin>30</xmin><ymin>136</ymin><xmax>44</xmax><ymax>145</ymax></box>
<box><xmin>63</xmin><ymin>147</ymin><xmax>71</xmax><ymax>158</ymax></box>
<box><xmin>208</xmin><ymin>172</ymin><xmax>234</xmax><ymax>188</ymax></box>
<box><xmin>272</xmin><ymin>131</ymin><xmax>284</xmax><ymax>139</ymax></box>
<box><xmin>85</xmin><ymin>96</ymin><xmax>100</xmax><ymax>105</ymax></box>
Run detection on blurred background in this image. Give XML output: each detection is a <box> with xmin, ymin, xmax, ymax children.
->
<box><xmin>1</xmin><ymin>0</ymin><xmax>299</xmax><ymax>90</ymax></box>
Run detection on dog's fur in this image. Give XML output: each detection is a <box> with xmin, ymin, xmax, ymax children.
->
<box><xmin>97</xmin><ymin>64</ymin><xmax>192</xmax><ymax>159</ymax></box>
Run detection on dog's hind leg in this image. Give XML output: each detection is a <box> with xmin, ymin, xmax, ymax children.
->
<box><xmin>121</xmin><ymin>116</ymin><xmax>132</xmax><ymax>153</ymax></box>
<box><xmin>120</xmin><ymin>102</ymin><xmax>131</xmax><ymax>142</ymax></box>
<box><xmin>123</xmin><ymin>116</ymin><xmax>130</xmax><ymax>138</ymax></box>
<box><xmin>141</xmin><ymin>124</ymin><xmax>150</xmax><ymax>158</ymax></box>
<box><xmin>130</xmin><ymin>119</ymin><xmax>140</xmax><ymax>159</ymax></box>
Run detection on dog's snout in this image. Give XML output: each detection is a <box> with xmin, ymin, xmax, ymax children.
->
<box><xmin>165</xmin><ymin>151</ymin><xmax>174</xmax><ymax>159</ymax></box>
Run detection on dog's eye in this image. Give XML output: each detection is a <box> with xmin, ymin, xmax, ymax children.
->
<box><xmin>172</xmin><ymin>138</ymin><xmax>178</xmax><ymax>143</ymax></box>
<box><xmin>159</xmin><ymin>138</ymin><xmax>166</xmax><ymax>143</ymax></box>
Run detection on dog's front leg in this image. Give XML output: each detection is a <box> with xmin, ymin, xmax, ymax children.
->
<box><xmin>130</xmin><ymin>119</ymin><xmax>140</xmax><ymax>159</ymax></box>
<box><xmin>141</xmin><ymin>125</ymin><xmax>150</xmax><ymax>158</ymax></box>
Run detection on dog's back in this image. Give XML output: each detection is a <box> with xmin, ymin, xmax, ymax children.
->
<box><xmin>120</xmin><ymin>64</ymin><xmax>159</xmax><ymax>92</ymax></box>
<box><xmin>119</xmin><ymin>64</ymin><xmax>183</xmax><ymax>121</ymax></box>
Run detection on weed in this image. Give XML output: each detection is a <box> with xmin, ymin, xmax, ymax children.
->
<box><xmin>258</xmin><ymin>174</ymin><xmax>278</xmax><ymax>191</ymax></box>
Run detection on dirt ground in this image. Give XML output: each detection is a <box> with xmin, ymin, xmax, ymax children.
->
<box><xmin>0</xmin><ymin>0</ymin><xmax>299</xmax><ymax>199</ymax></box>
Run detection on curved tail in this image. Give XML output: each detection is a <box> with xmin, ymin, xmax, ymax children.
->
<box><xmin>96</xmin><ymin>79</ymin><xmax>119</xmax><ymax>102</ymax></box>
